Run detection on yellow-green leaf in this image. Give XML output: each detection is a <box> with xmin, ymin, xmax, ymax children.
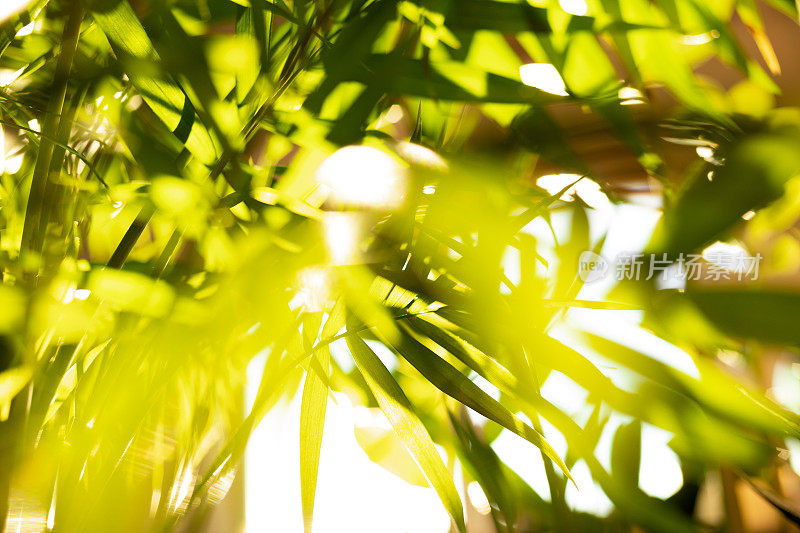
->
<box><xmin>346</xmin><ymin>333</ymin><xmax>465</xmax><ymax>532</ymax></box>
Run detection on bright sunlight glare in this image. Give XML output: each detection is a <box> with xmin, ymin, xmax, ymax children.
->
<box><xmin>0</xmin><ymin>0</ymin><xmax>34</xmax><ymax>25</ymax></box>
<box><xmin>395</xmin><ymin>142</ymin><xmax>448</xmax><ymax>171</ymax></box>
<box><xmin>246</xmin><ymin>356</ymin><xmax>450</xmax><ymax>533</ymax></box>
<box><xmin>701</xmin><ymin>241</ymin><xmax>751</xmax><ymax>272</ymax></box>
<box><xmin>680</xmin><ymin>31</ymin><xmax>719</xmax><ymax>45</ymax></box>
<box><xmin>0</xmin><ymin>67</ymin><xmax>24</xmax><ymax>87</ymax></box>
<box><xmin>639</xmin><ymin>424</ymin><xmax>684</xmax><ymax>499</ymax></box>
<box><xmin>466</xmin><ymin>482</ymin><xmax>491</xmax><ymax>515</ymax></box>
<box><xmin>16</xmin><ymin>21</ymin><xmax>34</xmax><ymax>37</ymax></box>
<box><xmin>384</xmin><ymin>105</ymin><xmax>404</xmax><ymax>124</ymax></box>
<box><xmin>565</xmin><ymin>460</ymin><xmax>614</xmax><ymax>516</ymax></box>
<box><xmin>317</xmin><ymin>145</ymin><xmax>407</xmax><ymax>209</ymax></box>
<box><xmin>324</xmin><ymin>212</ymin><xmax>362</xmax><ymax>265</ymax></box>
<box><xmin>536</xmin><ymin>174</ymin><xmax>610</xmax><ymax>209</ymax></box>
<box><xmin>519</xmin><ymin>63</ymin><xmax>568</xmax><ymax>96</ymax></box>
<box><xmin>520</xmin><ymin>197</ymin><xmax>689</xmax><ymax>505</ymax></box>
<box><xmin>619</xmin><ymin>86</ymin><xmax>645</xmax><ymax>105</ymax></box>
<box><xmin>291</xmin><ymin>267</ymin><xmax>329</xmax><ymax>312</ymax></box>
<box><xmin>567</xmin><ymin>308</ymin><xmax>701</xmax><ymax>379</ymax></box>
<box><xmin>559</xmin><ymin>0</ymin><xmax>589</xmax><ymax>16</ymax></box>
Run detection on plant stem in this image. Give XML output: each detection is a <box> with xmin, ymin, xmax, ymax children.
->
<box><xmin>0</xmin><ymin>6</ymin><xmax>83</xmax><ymax>528</ymax></box>
<box><xmin>721</xmin><ymin>467</ymin><xmax>745</xmax><ymax>533</ymax></box>
<box><xmin>527</xmin><ymin>375</ymin><xmax>569</xmax><ymax>528</ymax></box>
<box><xmin>38</xmin><ymin>83</ymin><xmax>89</xmax><ymax>267</ymax></box>
<box><xmin>107</xmin><ymin>204</ymin><xmax>155</xmax><ymax>269</ymax></box>
<box><xmin>152</xmin><ymin>229</ymin><xmax>182</xmax><ymax>278</ymax></box>
<box><xmin>19</xmin><ymin>3</ymin><xmax>84</xmax><ymax>281</ymax></box>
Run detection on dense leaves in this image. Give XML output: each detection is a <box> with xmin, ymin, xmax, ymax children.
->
<box><xmin>0</xmin><ymin>0</ymin><xmax>800</xmax><ymax>531</ymax></box>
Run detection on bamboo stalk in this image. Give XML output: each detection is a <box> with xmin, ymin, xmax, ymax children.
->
<box><xmin>0</xmin><ymin>5</ymin><xmax>84</xmax><ymax>530</ymax></box>
<box><xmin>107</xmin><ymin>204</ymin><xmax>155</xmax><ymax>269</ymax></box>
<box><xmin>38</xmin><ymin>83</ymin><xmax>89</xmax><ymax>267</ymax></box>
<box><xmin>721</xmin><ymin>467</ymin><xmax>745</xmax><ymax>533</ymax></box>
<box><xmin>19</xmin><ymin>2</ymin><xmax>84</xmax><ymax>281</ymax></box>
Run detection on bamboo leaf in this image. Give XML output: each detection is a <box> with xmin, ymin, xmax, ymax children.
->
<box><xmin>345</xmin><ymin>331</ymin><xmax>466</xmax><ymax>533</ymax></box>
<box><xmin>84</xmin><ymin>0</ymin><xmax>218</xmax><ymax>163</ymax></box>
<box><xmin>325</xmin><ymin>54</ymin><xmax>566</xmax><ymax>105</ymax></box>
<box><xmin>448</xmin><ymin>409</ymin><xmax>518</xmax><ymax>530</ymax></box>
<box><xmin>443</xmin><ymin>0</ymin><xmax>553</xmax><ymax>33</ymax></box>
<box><xmin>391</xmin><ymin>325</ymin><xmax>573</xmax><ymax>483</ymax></box>
<box><xmin>442</xmin><ymin>0</ymin><xmax>656</xmax><ymax>34</ymax></box>
<box><xmin>584</xmin><ymin>333</ymin><xmax>800</xmax><ymax>438</ymax></box>
<box><xmin>299</xmin><ymin>313</ymin><xmax>327</xmax><ymax>533</ymax></box>
<box><xmin>402</xmin><ymin>314</ymin><xmax>516</xmax><ymax>390</ymax></box>
<box><xmin>611</xmin><ymin>421</ymin><xmax>641</xmax><ymax>489</ymax></box>
<box><xmin>0</xmin><ymin>366</ymin><xmax>32</xmax><ymax>420</ymax></box>
<box><xmin>651</xmin><ymin>129</ymin><xmax>800</xmax><ymax>254</ymax></box>
<box><xmin>685</xmin><ymin>289</ymin><xmax>800</xmax><ymax>347</ymax></box>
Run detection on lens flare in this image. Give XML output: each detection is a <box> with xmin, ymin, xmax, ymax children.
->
<box><xmin>519</xmin><ymin>64</ymin><xmax>568</xmax><ymax>96</ymax></box>
<box><xmin>317</xmin><ymin>146</ymin><xmax>407</xmax><ymax>209</ymax></box>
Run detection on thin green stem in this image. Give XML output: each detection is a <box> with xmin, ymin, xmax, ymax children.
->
<box><xmin>107</xmin><ymin>204</ymin><xmax>155</xmax><ymax>269</ymax></box>
<box><xmin>152</xmin><ymin>229</ymin><xmax>182</xmax><ymax>278</ymax></box>
<box><xmin>19</xmin><ymin>3</ymin><xmax>84</xmax><ymax>278</ymax></box>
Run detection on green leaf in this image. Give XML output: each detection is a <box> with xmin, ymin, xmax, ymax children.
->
<box><xmin>354</xmin><ymin>422</ymin><xmax>429</xmax><ymax>486</ymax></box>
<box><xmin>402</xmin><ymin>315</ymin><xmax>516</xmax><ymax>390</ymax></box>
<box><xmin>0</xmin><ymin>366</ymin><xmax>33</xmax><ymax>420</ymax></box>
<box><xmin>87</xmin><ymin>268</ymin><xmax>175</xmax><ymax>317</ymax></box>
<box><xmin>449</xmin><ymin>409</ymin><xmax>518</xmax><ymax>530</ymax></box>
<box><xmin>620</xmin><ymin>0</ymin><xmax>723</xmax><ymax>119</ymax></box>
<box><xmin>511</xmin><ymin>107</ymin><xmax>589</xmax><ymax>173</ymax></box>
<box><xmin>0</xmin><ymin>282</ymin><xmax>25</xmax><ymax>335</ymax></box>
<box><xmin>234</xmin><ymin>3</ymin><xmax>268</xmax><ymax>101</ymax></box>
<box><xmin>346</xmin><ymin>331</ymin><xmax>466</xmax><ymax>532</ymax></box>
<box><xmin>652</xmin><ymin>129</ymin><xmax>800</xmax><ymax>254</ymax></box>
<box><xmin>299</xmin><ymin>313</ymin><xmax>327</xmax><ymax>533</ymax></box>
<box><xmin>611</xmin><ymin>421</ymin><xmax>641</xmax><ymax>489</ymax></box>
<box><xmin>761</xmin><ymin>0</ymin><xmax>798</xmax><ymax>16</ymax></box>
<box><xmin>346</xmin><ymin>55</ymin><xmax>566</xmax><ymax>104</ymax></box>
<box><xmin>441</xmin><ymin>0</ymin><xmax>655</xmax><ymax>34</ymax></box>
<box><xmin>584</xmin><ymin>332</ymin><xmax>800</xmax><ymax>438</ymax></box>
<box><xmin>685</xmin><ymin>288</ymin><xmax>800</xmax><ymax>347</ymax></box>
<box><xmin>443</xmin><ymin>0</ymin><xmax>552</xmax><ymax>33</ymax></box>
<box><xmin>391</xmin><ymin>326</ymin><xmax>573</xmax><ymax>482</ymax></box>
<box><xmin>304</xmin><ymin>0</ymin><xmax>398</xmax><ymax>114</ymax></box>
<box><xmin>85</xmin><ymin>0</ymin><xmax>218</xmax><ymax>163</ymax></box>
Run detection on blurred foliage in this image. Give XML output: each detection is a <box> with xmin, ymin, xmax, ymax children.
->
<box><xmin>1</xmin><ymin>0</ymin><xmax>800</xmax><ymax>532</ymax></box>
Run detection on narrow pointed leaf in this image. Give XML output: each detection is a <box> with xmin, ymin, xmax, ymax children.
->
<box><xmin>392</xmin><ymin>326</ymin><xmax>573</xmax><ymax>483</ymax></box>
<box><xmin>346</xmin><ymin>332</ymin><xmax>466</xmax><ymax>533</ymax></box>
<box><xmin>300</xmin><ymin>313</ymin><xmax>327</xmax><ymax>533</ymax></box>
<box><xmin>84</xmin><ymin>0</ymin><xmax>218</xmax><ymax>163</ymax></box>
<box><xmin>611</xmin><ymin>421</ymin><xmax>641</xmax><ymax>489</ymax></box>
